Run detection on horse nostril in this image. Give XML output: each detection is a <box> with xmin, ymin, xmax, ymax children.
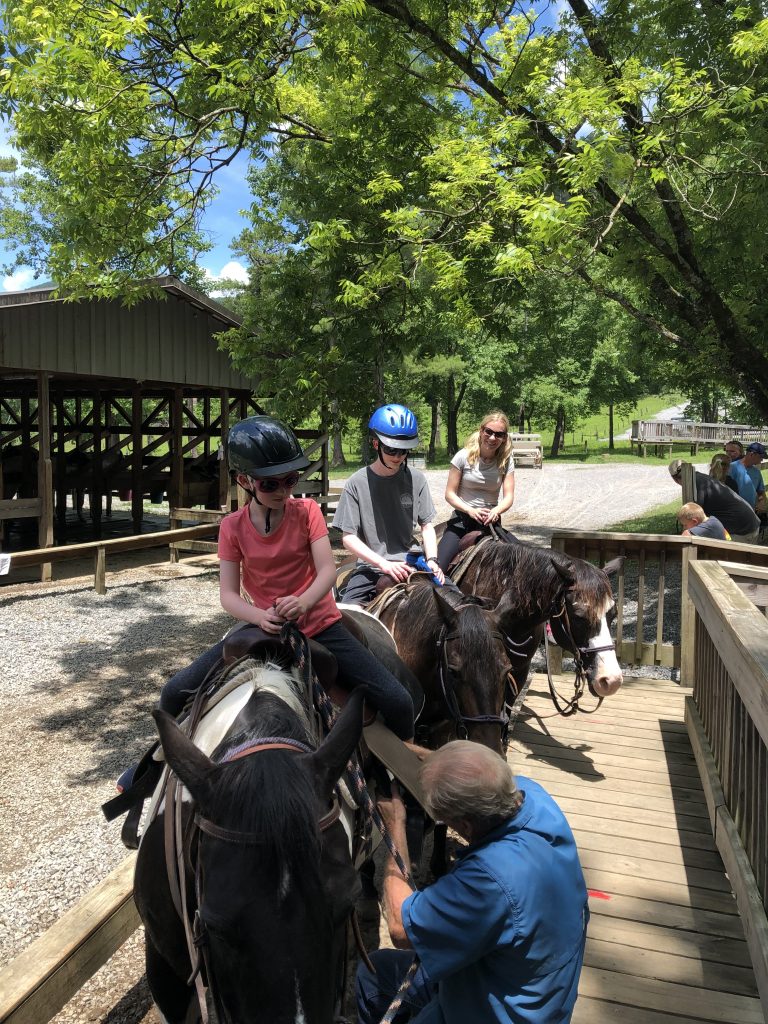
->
<box><xmin>596</xmin><ymin>676</ymin><xmax>622</xmax><ymax>696</ymax></box>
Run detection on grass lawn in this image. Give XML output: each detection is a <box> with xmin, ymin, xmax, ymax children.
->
<box><xmin>602</xmin><ymin>499</ymin><xmax>681</xmax><ymax>535</ymax></box>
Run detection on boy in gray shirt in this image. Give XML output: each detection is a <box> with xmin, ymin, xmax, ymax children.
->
<box><xmin>333</xmin><ymin>404</ymin><xmax>444</xmax><ymax>604</ymax></box>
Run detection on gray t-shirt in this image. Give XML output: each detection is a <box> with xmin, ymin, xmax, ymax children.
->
<box><xmin>689</xmin><ymin>516</ymin><xmax>728</xmax><ymax>540</ymax></box>
<box><xmin>451</xmin><ymin>449</ymin><xmax>514</xmax><ymax>510</ymax></box>
<box><xmin>332</xmin><ymin>465</ymin><xmax>435</xmax><ymax>560</ymax></box>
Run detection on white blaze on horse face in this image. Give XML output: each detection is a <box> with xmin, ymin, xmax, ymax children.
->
<box><xmin>590</xmin><ymin>598</ymin><xmax>622</xmax><ymax>696</ymax></box>
<box><xmin>279</xmin><ymin>863</ymin><xmax>292</xmax><ymax>902</ymax></box>
<box><xmin>294</xmin><ymin>972</ymin><xmax>307</xmax><ymax>1024</ymax></box>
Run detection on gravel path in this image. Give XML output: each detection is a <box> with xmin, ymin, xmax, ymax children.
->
<box><xmin>0</xmin><ymin>460</ymin><xmax>687</xmax><ymax>1022</ymax></box>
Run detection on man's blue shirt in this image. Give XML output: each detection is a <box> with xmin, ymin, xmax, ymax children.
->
<box><xmin>402</xmin><ymin>777</ymin><xmax>589</xmax><ymax>1023</ymax></box>
<box><xmin>728</xmin><ymin>459</ymin><xmax>759</xmax><ymax>507</ymax></box>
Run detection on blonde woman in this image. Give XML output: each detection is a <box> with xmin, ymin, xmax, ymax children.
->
<box><xmin>709</xmin><ymin>453</ymin><xmax>738</xmax><ymax>493</ymax></box>
<box><xmin>436</xmin><ymin>410</ymin><xmax>516</xmax><ymax>572</ymax></box>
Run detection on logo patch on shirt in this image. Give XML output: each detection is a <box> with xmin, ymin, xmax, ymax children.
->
<box><xmin>400</xmin><ymin>493</ymin><xmax>414</xmax><ymax>511</ymax></box>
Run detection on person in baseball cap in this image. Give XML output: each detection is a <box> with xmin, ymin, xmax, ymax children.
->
<box><xmin>740</xmin><ymin>443</ymin><xmax>767</xmax><ymax>515</ymax></box>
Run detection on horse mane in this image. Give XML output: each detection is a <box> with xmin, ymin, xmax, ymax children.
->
<box><xmin>401</xmin><ymin>582</ymin><xmax>502</xmax><ymax>668</ymax></box>
<box><xmin>212</xmin><ymin>753</ymin><xmax>322</xmax><ymax>874</ymax></box>
<box><xmin>207</xmin><ymin>680</ymin><xmax>322</xmax><ymax>876</ymax></box>
<box><xmin>468</xmin><ymin>540</ymin><xmax>569</xmax><ymax>621</ymax></box>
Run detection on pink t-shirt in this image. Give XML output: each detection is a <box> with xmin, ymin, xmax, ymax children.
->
<box><xmin>218</xmin><ymin>498</ymin><xmax>341</xmax><ymax>637</ymax></box>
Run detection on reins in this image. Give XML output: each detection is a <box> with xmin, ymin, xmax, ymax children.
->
<box><xmin>543</xmin><ymin>602</ymin><xmax>612</xmax><ymax>716</ymax></box>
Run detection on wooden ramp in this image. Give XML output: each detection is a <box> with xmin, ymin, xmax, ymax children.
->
<box><xmin>514</xmin><ymin>674</ymin><xmax>764</xmax><ymax>1024</ymax></box>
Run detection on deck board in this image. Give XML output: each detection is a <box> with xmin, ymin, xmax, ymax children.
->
<box><xmin>514</xmin><ymin>673</ymin><xmax>762</xmax><ymax>1023</ymax></box>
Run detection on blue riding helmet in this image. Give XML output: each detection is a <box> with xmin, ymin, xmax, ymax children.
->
<box><xmin>368</xmin><ymin>404</ymin><xmax>419</xmax><ymax>450</ymax></box>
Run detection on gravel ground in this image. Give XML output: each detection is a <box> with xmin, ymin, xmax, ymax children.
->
<box><xmin>0</xmin><ymin>460</ymin><xmax>694</xmax><ymax>1021</ymax></box>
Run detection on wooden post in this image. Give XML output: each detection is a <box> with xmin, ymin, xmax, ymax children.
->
<box><xmin>91</xmin><ymin>389</ymin><xmax>103</xmax><ymax>538</ymax></box>
<box><xmin>131</xmin><ymin>384</ymin><xmax>143</xmax><ymax>532</ymax></box>
<box><xmin>219</xmin><ymin>388</ymin><xmax>230</xmax><ymax>510</ymax></box>
<box><xmin>681</xmin><ymin>460</ymin><xmax>697</xmax><ymax>505</ymax></box>
<box><xmin>36</xmin><ymin>372</ymin><xmax>53</xmax><ymax>581</ymax></box>
<box><xmin>169</xmin><ymin>386</ymin><xmax>184</xmax><ymax>515</ymax></box>
<box><xmin>680</xmin><ymin>543</ymin><xmax>698</xmax><ymax>686</ymax></box>
<box><xmin>94</xmin><ymin>545</ymin><xmax>106</xmax><ymax>595</ymax></box>
<box><xmin>54</xmin><ymin>386</ymin><xmax>67</xmax><ymax>536</ymax></box>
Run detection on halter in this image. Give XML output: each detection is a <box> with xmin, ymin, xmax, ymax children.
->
<box><xmin>543</xmin><ymin>600</ymin><xmax>615</xmax><ymax>716</ymax></box>
<box><xmin>435</xmin><ymin>623</ymin><xmax>510</xmax><ymax>741</ymax></box>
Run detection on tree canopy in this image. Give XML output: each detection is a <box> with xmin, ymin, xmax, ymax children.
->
<box><xmin>2</xmin><ymin>0</ymin><xmax>768</xmax><ymax>419</ymax></box>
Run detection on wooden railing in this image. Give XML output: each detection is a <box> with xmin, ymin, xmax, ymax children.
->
<box><xmin>632</xmin><ymin>419</ymin><xmax>768</xmax><ymax>443</ymax></box>
<box><xmin>684</xmin><ymin>560</ymin><xmax>768</xmax><ymax>1015</ymax></box>
<box><xmin>549</xmin><ymin>530</ymin><xmax>768</xmax><ymax>681</ymax></box>
<box><xmin>4</xmin><ymin>523</ymin><xmax>219</xmax><ymax>593</ymax></box>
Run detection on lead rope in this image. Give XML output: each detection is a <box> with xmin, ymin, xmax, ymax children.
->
<box><xmin>279</xmin><ymin>623</ymin><xmax>421</xmax><ymax>1021</ymax></box>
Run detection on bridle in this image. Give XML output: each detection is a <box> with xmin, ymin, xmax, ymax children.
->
<box><xmin>544</xmin><ymin>600</ymin><xmax>615</xmax><ymax>716</ymax></box>
<box><xmin>167</xmin><ymin>735</ymin><xmax>344</xmax><ymax>1024</ymax></box>
<box><xmin>435</xmin><ymin>622</ymin><xmax>511</xmax><ymax>741</ymax></box>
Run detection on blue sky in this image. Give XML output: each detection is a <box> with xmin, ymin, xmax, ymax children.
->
<box><xmin>0</xmin><ymin>124</ymin><xmax>253</xmax><ymax>292</ymax></box>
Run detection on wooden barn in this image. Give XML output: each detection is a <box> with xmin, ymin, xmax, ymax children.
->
<box><xmin>0</xmin><ymin>276</ymin><xmax>327</xmax><ymax>561</ymax></box>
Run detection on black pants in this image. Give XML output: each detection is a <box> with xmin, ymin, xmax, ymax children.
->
<box><xmin>159</xmin><ymin>619</ymin><xmax>414</xmax><ymax>739</ymax></box>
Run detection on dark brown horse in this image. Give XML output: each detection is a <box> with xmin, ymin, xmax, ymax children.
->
<box><xmin>452</xmin><ymin>538</ymin><xmax>623</xmax><ymax>703</ymax></box>
<box><xmin>360</xmin><ymin>580</ymin><xmax>514</xmax><ymax>757</ymax></box>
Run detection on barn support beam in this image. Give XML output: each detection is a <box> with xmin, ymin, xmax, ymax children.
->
<box><xmin>36</xmin><ymin>372</ymin><xmax>52</xmax><ymax>580</ymax></box>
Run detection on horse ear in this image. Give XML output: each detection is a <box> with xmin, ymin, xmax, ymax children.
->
<box><xmin>602</xmin><ymin>556</ymin><xmax>625</xmax><ymax>577</ymax></box>
<box><xmin>152</xmin><ymin>709</ymin><xmax>216</xmax><ymax>805</ymax></box>
<box><xmin>551</xmin><ymin>556</ymin><xmax>575</xmax><ymax>587</ymax></box>
<box><xmin>308</xmin><ymin>688</ymin><xmax>365</xmax><ymax>803</ymax></box>
<box><xmin>432</xmin><ymin>588</ymin><xmax>459</xmax><ymax>629</ymax></box>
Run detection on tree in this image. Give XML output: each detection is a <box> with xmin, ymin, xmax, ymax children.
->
<box><xmin>2</xmin><ymin>0</ymin><xmax>768</xmax><ymax>415</ymax></box>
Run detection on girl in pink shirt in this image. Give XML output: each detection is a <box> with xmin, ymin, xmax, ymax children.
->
<box><xmin>157</xmin><ymin>416</ymin><xmax>415</xmax><ymax>740</ymax></box>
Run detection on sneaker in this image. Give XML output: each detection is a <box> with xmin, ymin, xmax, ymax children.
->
<box><xmin>116</xmin><ymin>764</ymin><xmax>137</xmax><ymax>793</ymax></box>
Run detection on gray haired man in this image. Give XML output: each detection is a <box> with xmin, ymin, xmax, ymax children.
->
<box><xmin>356</xmin><ymin>742</ymin><xmax>589</xmax><ymax>1023</ymax></box>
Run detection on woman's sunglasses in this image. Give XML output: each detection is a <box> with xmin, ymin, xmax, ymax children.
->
<box><xmin>251</xmin><ymin>472</ymin><xmax>301</xmax><ymax>493</ymax></box>
<box><xmin>482</xmin><ymin>428</ymin><xmax>507</xmax><ymax>440</ymax></box>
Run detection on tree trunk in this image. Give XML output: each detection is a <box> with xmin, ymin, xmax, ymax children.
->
<box><xmin>330</xmin><ymin>399</ymin><xmax>346</xmax><ymax>467</ymax></box>
<box><xmin>428</xmin><ymin>399</ymin><xmax>439</xmax><ymax>463</ymax></box>
<box><xmin>445</xmin><ymin>375</ymin><xmax>466</xmax><ymax>456</ymax></box>
<box><xmin>608</xmin><ymin>403</ymin><xmax>615</xmax><ymax>451</ymax></box>
<box><xmin>550</xmin><ymin>406</ymin><xmax>565</xmax><ymax>457</ymax></box>
<box><xmin>518</xmin><ymin>403</ymin><xmax>526</xmax><ymax>433</ymax></box>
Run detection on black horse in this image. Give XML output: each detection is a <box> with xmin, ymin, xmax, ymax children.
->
<box><xmin>134</xmin><ymin>661</ymin><xmax>365</xmax><ymax>1024</ymax></box>
<box><xmin>453</xmin><ymin>538</ymin><xmax>623</xmax><ymax>702</ymax></box>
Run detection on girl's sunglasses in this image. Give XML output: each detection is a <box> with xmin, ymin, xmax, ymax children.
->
<box><xmin>483</xmin><ymin>428</ymin><xmax>507</xmax><ymax>440</ymax></box>
<box><xmin>252</xmin><ymin>472</ymin><xmax>301</xmax><ymax>493</ymax></box>
<box><xmin>380</xmin><ymin>443</ymin><xmax>407</xmax><ymax>457</ymax></box>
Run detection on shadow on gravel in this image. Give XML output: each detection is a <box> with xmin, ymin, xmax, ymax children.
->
<box><xmin>34</xmin><ymin>580</ymin><xmax>229</xmax><ymax>787</ymax></box>
<box><xmin>102</xmin><ymin>976</ymin><xmax>154</xmax><ymax>1024</ymax></box>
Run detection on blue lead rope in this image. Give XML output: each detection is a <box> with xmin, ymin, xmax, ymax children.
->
<box><xmin>405</xmin><ymin>551</ymin><xmax>443</xmax><ymax>585</ymax></box>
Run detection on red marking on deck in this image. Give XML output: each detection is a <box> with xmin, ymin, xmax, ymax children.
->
<box><xmin>588</xmin><ymin>889</ymin><xmax>611</xmax><ymax>900</ymax></box>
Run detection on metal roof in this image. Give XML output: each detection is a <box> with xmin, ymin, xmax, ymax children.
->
<box><xmin>0</xmin><ymin>276</ymin><xmax>255</xmax><ymax>390</ymax></box>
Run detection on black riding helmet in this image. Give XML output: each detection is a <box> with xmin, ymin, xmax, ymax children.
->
<box><xmin>227</xmin><ymin>416</ymin><xmax>310</xmax><ymax>479</ymax></box>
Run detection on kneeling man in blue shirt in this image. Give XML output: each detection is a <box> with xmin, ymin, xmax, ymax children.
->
<box><xmin>356</xmin><ymin>741</ymin><xmax>589</xmax><ymax>1024</ymax></box>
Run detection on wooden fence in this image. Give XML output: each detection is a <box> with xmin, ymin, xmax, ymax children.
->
<box><xmin>0</xmin><ymin>856</ymin><xmax>138</xmax><ymax>1024</ymax></box>
<box><xmin>3</xmin><ymin>523</ymin><xmax>219</xmax><ymax>593</ymax></box>
<box><xmin>684</xmin><ymin>559</ymin><xmax>768</xmax><ymax>1015</ymax></box>
<box><xmin>631</xmin><ymin>419</ymin><xmax>768</xmax><ymax>457</ymax></box>
<box><xmin>549</xmin><ymin>529</ymin><xmax>768</xmax><ymax>682</ymax></box>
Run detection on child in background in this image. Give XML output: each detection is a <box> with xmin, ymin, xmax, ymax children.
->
<box><xmin>677</xmin><ymin>502</ymin><xmax>730</xmax><ymax>541</ymax></box>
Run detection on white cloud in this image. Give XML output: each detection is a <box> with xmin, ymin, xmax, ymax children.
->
<box><xmin>3</xmin><ymin>267</ymin><xmax>36</xmax><ymax>292</ymax></box>
<box><xmin>212</xmin><ymin>260</ymin><xmax>250</xmax><ymax>284</ymax></box>
<box><xmin>203</xmin><ymin>260</ymin><xmax>249</xmax><ymax>296</ymax></box>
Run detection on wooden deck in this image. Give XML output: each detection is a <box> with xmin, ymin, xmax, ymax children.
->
<box><xmin>513</xmin><ymin>673</ymin><xmax>764</xmax><ymax>1024</ymax></box>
